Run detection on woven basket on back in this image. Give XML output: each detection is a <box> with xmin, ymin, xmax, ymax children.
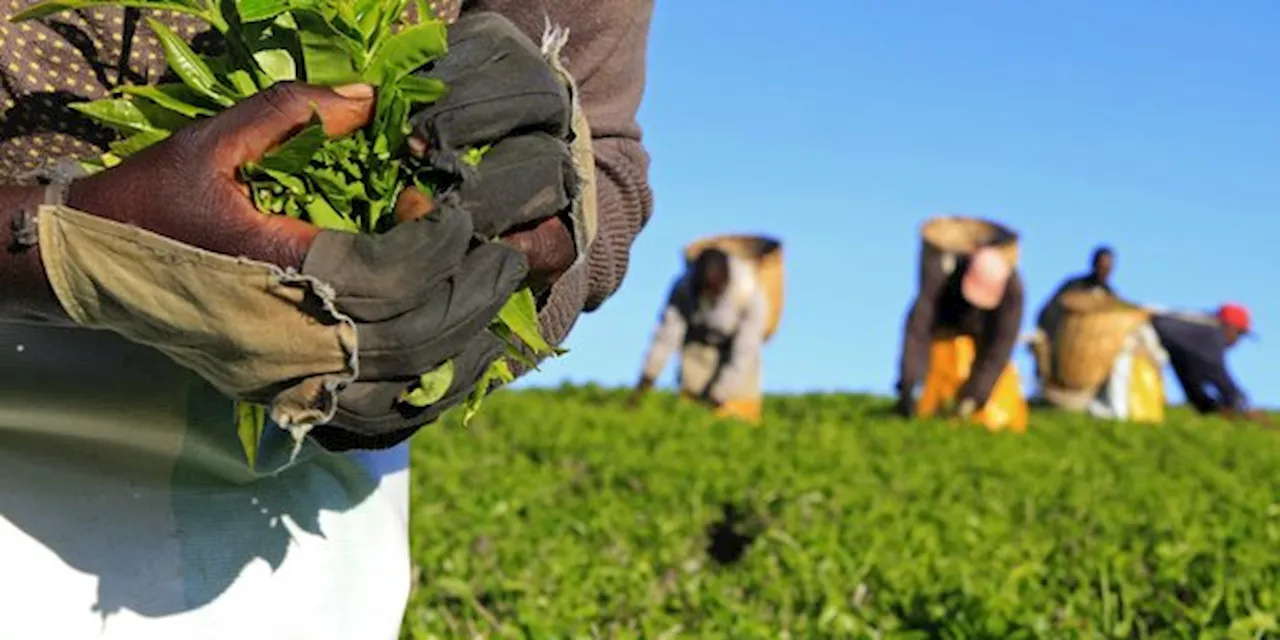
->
<box><xmin>918</xmin><ymin>216</ymin><xmax>1020</xmax><ymax>289</ymax></box>
<box><xmin>684</xmin><ymin>234</ymin><xmax>784</xmax><ymax>343</ymax></box>
<box><xmin>1050</xmin><ymin>289</ymin><xmax>1152</xmax><ymax>392</ymax></box>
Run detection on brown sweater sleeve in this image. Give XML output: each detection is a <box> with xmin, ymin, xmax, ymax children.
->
<box><xmin>960</xmin><ymin>272</ymin><xmax>1025</xmax><ymax>405</ymax></box>
<box><xmin>462</xmin><ymin>0</ymin><xmax>656</xmax><ymax>349</ymax></box>
<box><xmin>896</xmin><ymin>255</ymin><xmax>947</xmax><ymax>396</ymax></box>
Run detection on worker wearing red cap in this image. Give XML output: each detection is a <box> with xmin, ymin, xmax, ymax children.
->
<box><xmin>1149</xmin><ymin>303</ymin><xmax>1267</xmax><ymax>423</ymax></box>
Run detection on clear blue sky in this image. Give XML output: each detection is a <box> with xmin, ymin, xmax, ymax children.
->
<box><xmin>519</xmin><ymin>0</ymin><xmax>1279</xmax><ymax>408</ymax></box>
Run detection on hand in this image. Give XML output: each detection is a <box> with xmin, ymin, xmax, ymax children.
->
<box><xmin>408</xmin><ymin>12</ymin><xmax>582</xmax><ymax>292</ymax></box>
<box><xmin>893</xmin><ymin>392</ymin><xmax>915</xmax><ymax>418</ymax></box>
<box><xmin>628</xmin><ymin>376</ymin><xmax>654</xmax><ymax>410</ymax></box>
<box><xmin>65</xmin><ymin>82</ymin><xmax>378</xmax><ymax>270</ymax></box>
<box><xmin>52</xmin><ymin>82</ymin><xmax>527</xmax><ymax>449</ymax></box>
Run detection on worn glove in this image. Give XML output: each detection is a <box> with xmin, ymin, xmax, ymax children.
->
<box><xmin>301</xmin><ymin>205</ymin><xmax>525</xmax><ymax>450</ymax></box>
<box><xmin>409</xmin><ymin>11</ymin><xmax>597</xmax><ymax>290</ymax></box>
<box><xmin>40</xmin><ymin>82</ymin><xmax>526</xmax><ymax>445</ymax></box>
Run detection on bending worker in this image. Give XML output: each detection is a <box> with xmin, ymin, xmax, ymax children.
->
<box><xmin>895</xmin><ymin>237</ymin><xmax>1027</xmax><ymax>431</ymax></box>
<box><xmin>1150</xmin><ymin>304</ymin><xmax>1269</xmax><ymax>424</ymax></box>
<box><xmin>1030</xmin><ymin>245</ymin><xmax>1117</xmax><ymax>382</ymax></box>
<box><xmin>632</xmin><ymin>247</ymin><xmax>770</xmax><ymax>422</ymax></box>
<box><xmin>0</xmin><ymin>2</ymin><xmax>653</xmax><ymax>638</ymax></box>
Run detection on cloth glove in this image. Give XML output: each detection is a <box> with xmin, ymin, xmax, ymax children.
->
<box><xmin>409</xmin><ymin>11</ymin><xmax>598</xmax><ymax>277</ymax></box>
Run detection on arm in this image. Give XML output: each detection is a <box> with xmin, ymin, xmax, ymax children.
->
<box><xmin>0</xmin><ymin>185</ymin><xmax>67</xmax><ymax>323</ymax></box>
<box><xmin>1198</xmin><ymin>349</ymin><xmax>1250</xmax><ymax>415</ymax></box>
<box><xmin>638</xmin><ymin>280</ymin><xmax>691</xmax><ymax>385</ymax></box>
<box><xmin>961</xmin><ymin>272</ymin><xmax>1025</xmax><ymax>406</ymax></box>
<box><xmin>465</xmin><ymin>0</ymin><xmax>656</xmax><ymax>345</ymax></box>
<box><xmin>897</xmin><ymin>258</ymin><xmax>947</xmax><ymax>399</ymax></box>
<box><xmin>707</xmin><ymin>288</ymin><xmax>769</xmax><ymax>405</ymax></box>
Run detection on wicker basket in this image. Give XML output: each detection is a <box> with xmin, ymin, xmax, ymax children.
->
<box><xmin>918</xmin><ymin>216</ymin><xmax>1020</xmax><ymax>288</ymax></box>
<box><xmin>684</xmin><ymin>234</ymin><xmax>784</xmax><ymax>343</ymax></box>
<box><xmin>1050</xmin><ymin>289</ymin><xmax>1152</xmax><ymax>392</ymax></box>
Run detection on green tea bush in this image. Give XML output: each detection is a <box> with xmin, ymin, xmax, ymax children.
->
<box><xmin>403</xmin><ymin>387</ymin><xmax>1280</xmax><ymax>639</ymax></box>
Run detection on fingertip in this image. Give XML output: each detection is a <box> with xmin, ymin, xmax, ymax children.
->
<box><xmin>332</xmin><ymin>83</ymin><xmax>375</xmax><ymax>99</ymax></box>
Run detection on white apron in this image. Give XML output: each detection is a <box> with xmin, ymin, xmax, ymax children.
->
<box><xmin>0</xmin><ymin>325</ymin><xmax>412</xmax><ymax>639</ymax></box>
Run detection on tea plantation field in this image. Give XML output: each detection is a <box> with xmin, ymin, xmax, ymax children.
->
<box><xmin>400</xmin><ymin>386</ymin><xmax>1280</xmax><ymax>639</ymax></box>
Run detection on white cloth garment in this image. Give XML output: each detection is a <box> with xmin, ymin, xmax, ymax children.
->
<box><xmin>0</xmin><ymin>324</ymin><xmax>412</xmax><ymax>639</ymax></box>
<box><xmin>641</xmin><ymin>255</ymin><xmax>769</xmax><ymax>403</ymax></box>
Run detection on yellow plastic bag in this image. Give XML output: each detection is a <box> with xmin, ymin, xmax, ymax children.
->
<box><xmin>917</xmin><ymin>335</ymin><xmax>1028</xmax><ymax>433</ymax></box>
<box><xmin>1126</xmin><ymin>352</ymin><xmax>1165</xmax><ymax>424</ymax></box>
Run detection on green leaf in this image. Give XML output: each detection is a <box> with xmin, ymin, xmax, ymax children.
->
<box><xmin>236</xmin><ymin>401</ymin><xmax>266</xmax><ymax>468</ymax></box>
<box><xmin>226</xmin><ymin>69</ymin><xmax>258</xmax><ymax>96</ymax></box>
<box><xmin>413</xmin><ymin>0</ymin><xmax>433</xmax><ymax>21</ymax></box>
<box><xmin>401</xmin><ymin>360</ymin><xmax>455</xmax><ymax>407</ymax></box>
<box><xmin>261</xmin><ymin>167</ymin><xmax>307</xmax><ymax>194</ymax></box>
<box><xmin>498</xmin><ymin>288</ymin><xmax>554</xmax><ymax>354</ymax></box>
<box><xmin>238</xmin><ymin>0</ymin><xmax>289</xmax><ymax>22</ymax></box>
<box><xmin>292</xmin><ymin>8</ymin><xmax>361</xmax><ymax>85</ymax></box>
<box><xmin>461</xmin><ymin>358</ymin><xmax>514</xmax><ymax>425</ymax></box>
<box><xmin>108</xmin><ymin>128</ymin><xmax>169</xmax><ymax>158</ymax></box>
<box><xmin>361</xmin><ymin>21</ymin><xmax>446</xmax><ymax>85</ymax></box>
<box><xmin>69</xmin><ymin>99</ymin><xmax>156</xmax><ymax>135</ymax></box>
<box><xmin>253</xmin><ymin>48</ymin><xmax>298</xmax><ymax>82</ymax></box>
<box><xmin>10</xmin><ymin>0</ymin><xmax>208</xmax><ymax>24</ymax></box>
<box><xmin>117</xmin><ymin>84</ymin><xmax>218</xmax><ymax>118</ymax></box>
<box><xmin>397</xmin><ymin>74</ymin><xmax>446</xmax><ymax>105</ymax></box>
<box><xmin>434</xmin><ymin>577</ymin><xmax>474</xmax><ymax>599</ymax></box>
<box><xmin>460</xmin><ymin>145</ymin><xmax>489</xmax><ymax>168</ymax></box>
<box><xmin>303</xmin><ymin>194</ymin><xmax>359</xmax><ymax>232</ymax></box>
<box><xmin>258</xmin><ymin>116</ymin><xmax>326</xmax><ymax>173</ymax></box>
<box><xmin>146</xmin><ymin>18</ymin><xmax>237</xmax><ymax>107</ymax></box>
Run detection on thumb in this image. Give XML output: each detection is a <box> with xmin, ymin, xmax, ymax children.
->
<box><xmin>207</xmin><ymin>82</ymin><xmax>377</xmax><ymax>167</ymax></box>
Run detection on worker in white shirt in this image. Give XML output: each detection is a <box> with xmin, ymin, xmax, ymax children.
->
<box><xmin>630</xmin><ymin>247</ymin><xmax>770</xmax><ymax>423</ymax></box>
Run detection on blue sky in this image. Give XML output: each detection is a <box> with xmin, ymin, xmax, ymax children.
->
<box><xmin>519</xmin><ymin>0</ymin><xmax>1279</xmax><ymax>408</ymax></box>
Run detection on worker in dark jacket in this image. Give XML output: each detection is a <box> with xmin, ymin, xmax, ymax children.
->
<box><xmin>1036</xmin><ymin>245</ymin><xmax>1116</xmax><ymax>330</ymax></box>
<box><xmin>895</xmin><ymin>245</ymin><xmax>1027</xmax><ymax>431</ymax></box>
<box><xmin>1030</xmin><ymin>245</ymin><xmax>1117</xmax><ymax>384</ymax></box>
<box><xmin>1151</xmin><ymin>303</ymin><xmax>1268</xmax><ymax>423</ymax></box>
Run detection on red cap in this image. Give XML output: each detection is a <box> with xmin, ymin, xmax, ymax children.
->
<box><xmin>1217</xmin><ymin>303</ymin><xmax>1252</xmax><ymax>333</ymax></box>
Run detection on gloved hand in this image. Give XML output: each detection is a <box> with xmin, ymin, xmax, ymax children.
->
<box><xmin>45</xmin><ymin>82</ymin><xmax>526</xmax><ymax>445</ymax></box>
<box><xmin>408</xmin><ymin>11</ymin><xmax>596</xmax><ymax>293</ymax></box>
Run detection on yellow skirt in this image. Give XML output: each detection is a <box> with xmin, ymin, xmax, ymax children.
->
<box><xmin>916</xmin><ymin>335</ymin><xmax>1028</xmax><ymax>433</ymax></box>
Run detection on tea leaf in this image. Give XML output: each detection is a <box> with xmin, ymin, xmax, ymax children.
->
<box><xmin>109</xmin><ymin>128</ymin><xmax>170</xmax><ymax>158</ymax></box>
<box><xmin>226</xmin><ymin>69</ymin><xmax>258</xmax><ymax>96</ymax></box>
<box><xmin>235</xmin><ymin>401</ymin><xmax>266</xmax><ymax>468</ymax></box>
<box><xmin>361</xmin><ymin>20</ymin><xmax>446</xmax><ymax>86</ymax></box>
<box><xmin>69</xmin><ymin>99</ymin><xmax>158</xmax><ymax>135</ymax></box>
<box><xmin>303</xmin><ymin>193</ymin><xmax>359</xmax><ymax>232</ymax></box>
<box><xmin>253</xmin><ymin>48</ymin><xmax>298</xmax><ymax>82</ymax></box>
<box><xmin>401</xmin><ymin>359</ymin><xmax>455</xmax><ymax>407</ymax></box>
<box><xmin>461</xmin><ymin>358</ymin><xmax>513</xmax><ymax>425</ymax></box>
<box><xmin>398</xmin><ymin>74</ymin><xmax>446</xmax><ymax>105</ymax></box>
<box><xmin>10</xmin><ymin>0</ymin><xmax>208</xmax><ymax>23</ymax></box>
<box><xmin>238</xmin><ymin>0</ymin><xmax>289</xmax><ymax>22</ymax></box>
<box><xmin>292</xmin><ymin>8</ymin><xmax>361</xmax><ymax>85</ymax></box>
<box><xmin>258</xmin><ymin>116</ymin><xmax>326</xmax><ymax>173</ymax></box>
<box><xmin>498</xmin><ymin>287</ymin><xmax>553</xmax><ymax>354</ymax></box>
<box><xmin>117</xmin><ymin>84</ymin><xmax>218</xmax><ymax>118</ymax></box>
<box><xmin>146</xmin><ymin>18</ymin><xmax>237</xmax><ymax>107</ymax></box>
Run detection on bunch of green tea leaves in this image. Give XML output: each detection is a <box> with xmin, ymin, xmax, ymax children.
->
<box><xmin>13</xmin><ymin>0</ymin><xmax>560</xmax><ymax>464</ymax></box>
